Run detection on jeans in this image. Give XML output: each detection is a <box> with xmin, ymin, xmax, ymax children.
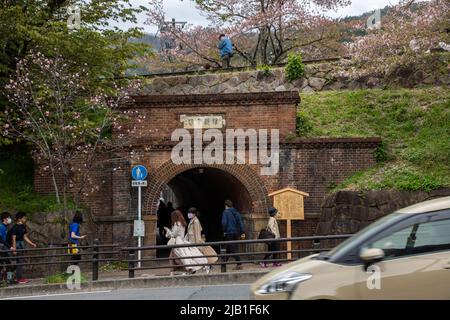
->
<box><xmin>224</xmin><ymin>234</ymin><xmax>241</xmax><ymax>265</ymax></box>
<box><xmin>264</xmin><ymin>242</ymin><xmax>279</xmax><ymax>262</ymax></box>
<box><xmin>221</xmin><ymin>54</ymin><xmax>231</xmax><ymax>68</ymax></box>
<box><xmin>14</xmin><ymin>241</ymin><xmax>25</xmax><ymax>279</ymax></box>
<box><xmin>0</xmin><ymin>244</ymin><xmax>12</xmax><ymax>281</ymax></box>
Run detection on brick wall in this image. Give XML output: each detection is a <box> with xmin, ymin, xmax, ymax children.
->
<box><xmin>34</xmin><ymin>91</ymin><xmax>380</xmax><ymax>246</ymax></box>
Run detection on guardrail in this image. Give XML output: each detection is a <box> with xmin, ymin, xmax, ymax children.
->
<box><xmin>0</xmin><ymin>234</ymin><xmax>352</xmax><ymax>283</ymax></box>
<box><xmin>122</xmin><ymin>234</ymin><xmax>352</xmax><ymax>278</ymax></box>
<box><xmin>0</xmin><ymin>239</ymin><xmax>120</xmax><ymax>282</ymax></box>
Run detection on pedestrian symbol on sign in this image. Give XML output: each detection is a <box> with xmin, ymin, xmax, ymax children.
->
<box><xmin>132</xmin><ymin>165</ymin><xmax>147</xmax><ymax>180</ymax></box>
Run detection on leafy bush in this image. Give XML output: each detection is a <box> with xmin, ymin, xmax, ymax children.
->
<box><xmin>374</xmin><ymin>141</ymin><xmax>388</xmax><ymax>163</ymax></box>
<box><xmin>258</xmin><ymin>65</ymin><xmax>273</xmax><ymax>77</ymax></box>
<box><xmin>296</xmin><ymin>112</ymin><xmax>313</xmax><ymax>136</ymax></box>
<box><xmin>285</xmin><ymin>53</ymin><xmax>305</xmax><ymax>81</ymax></box>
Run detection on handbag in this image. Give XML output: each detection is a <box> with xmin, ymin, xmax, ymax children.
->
<box><xmin>67</xmin><ymin>243</ymin><xmax>79</xmax><ymax>255</ymax></box>
<box><xmin>198</xmin><ymin>246</ymin><xmax>218</xmax><ymax>264</ymax></box>
<box><xmin>258</xmin><ymin>226</ymin><xmax>275</xmax><ymax>240</ymax></box>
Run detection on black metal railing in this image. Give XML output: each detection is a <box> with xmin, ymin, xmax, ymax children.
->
<box><xmin>121</xmin><ymin>234</ymin><xmax>352</xmax><ymax>278</ymax></box>
<box><xmin>0</xmin><ymin>239</ymin><xmax>120</xmax><ymax>282</ymax></box>
<box><xmin>0</xmin><ymin>234</ymin><xmax>352</xmax><ymax>283</ymax></box>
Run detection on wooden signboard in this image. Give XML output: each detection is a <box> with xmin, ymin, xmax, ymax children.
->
<box><xmin>268</xmin><ymin>188</ymin><xmax>309</xmax><ymax>260</ymax></box>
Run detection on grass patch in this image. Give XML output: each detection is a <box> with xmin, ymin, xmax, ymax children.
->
<box><xmin>100</xmin><ymin>261</ymin><xmax>128</xmax><ymax>272</ymax></box>
<box><xmin>44</xmin><ymin>272</ymin><xmax>88</xmax><ymax>284</ymax></box>
<box><xmin>299</xmin><ymin>87</ymin><xmax>450</xmax><ymax>191</ymax></box>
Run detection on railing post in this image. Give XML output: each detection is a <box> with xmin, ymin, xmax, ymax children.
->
<box><xmin>92</xmin><ymin>238</ymin><xmax>99</xmax><ymax>281</ymax></box>
<box><xmin>220</xmin><ymin>247</ymin><xmax>227</xmax><ymax>273</ymax></box>
<box><xmin>128</xmin><ymin>250</ymin><xmax>135</xmax><ymax>278</ymax></box>
<box><xmin>313</xmin><ymin>239</ymin><xmax>321</xmax><ymax>254</ymax></box>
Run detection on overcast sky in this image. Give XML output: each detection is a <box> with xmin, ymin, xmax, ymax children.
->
<box><xmin>115</xmin><ymin>0</ymin><xmax>403</xmax><ymax>33</ymax></box>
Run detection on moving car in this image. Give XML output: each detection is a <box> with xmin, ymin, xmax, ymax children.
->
<box><xmin>251</xmin><ymin>196</ymin><xmax>450</xmax><ymax>299</ymax></box>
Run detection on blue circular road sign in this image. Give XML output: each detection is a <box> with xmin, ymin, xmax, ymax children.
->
<box><xmin>132</xmin><ymin>165</ymin><xmax>148</xmax><ymax>180</ymax></box>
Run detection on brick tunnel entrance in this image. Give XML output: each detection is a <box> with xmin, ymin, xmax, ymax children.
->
<box><xmin>164</xmin><ymin>167</ymin><xmax>252</xmax><ymax>242</ymax></box>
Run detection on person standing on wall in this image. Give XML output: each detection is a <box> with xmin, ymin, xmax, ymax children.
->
<box><xmin>261</xmin><ymin>207</ymin><xmax>282</xmax><ymax>268</ymax></box>
<box><xmin>68</xmin><ymin>211</ymin><xmax>87</xmax><ymax>265</ymax></box>
<box><xmin>221</xmin><ymin>200</ymin><xmax>246</xmax><ymax>270</ymax></box>
<box><xmin>218</xmin><ymin>34</ymin><xmax>234</xmax><ymax>69</ymax></box>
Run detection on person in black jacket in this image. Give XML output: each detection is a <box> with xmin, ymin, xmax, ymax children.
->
<box><xmin>221</xmin><ymin>200</ymin><xmax>245</xmax><ymax>270</ymax></box>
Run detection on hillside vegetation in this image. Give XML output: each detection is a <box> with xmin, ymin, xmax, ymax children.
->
<box><xmin>298</xmin><ymin>87</ymin><xmax>450</xmax><ymax>191</ymax></box>
<box><xmin>0</xmin><ymin>146</ymin><xmax>75</xmax><ymax>213</ymax></box>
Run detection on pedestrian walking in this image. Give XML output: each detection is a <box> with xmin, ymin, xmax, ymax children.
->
<box><xmin>68</xmin><ymin>211</ymin><xmax>87</xmax><ymax>264</ymax></box>
<box><xmin>221</xmin><ymin>200</ymin><xmax>245</xmax><ymax>270</ymax></box>
<box><xmin>185</xmin><ymin>207</ymin><xmax>218</xmax><ymax>273</ymax></box>
<box><xmin>0</xmin><ymin>212</ymin><xmax>14</xmax><ymax>284</ymax></box>
<box><xmin>218</xmin><ymin>34</ymin><xmax>233</xmax><ymax>69</ymax></box>
<box><xmin>165</xmin><ymin>210</ymin><xmax>208</xmax><ymax>275</ymax></box>
<box><xmin>156</xmin><ymin>199</ymin><xmax>167</xmax><ymax>245</ymax></box>
<box><xmin>6</xmin><ymin>212</ymin><xmax>37</xmax><ymax>284</ymax></box>
<box><xmin>260</xmin><ymin>207</ymin><xmax>282</xmax><ymax>268</ymax></box>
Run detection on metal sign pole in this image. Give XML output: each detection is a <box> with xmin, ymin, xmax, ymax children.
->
<box><xmin>131</xmin><ymin>165</ymin><xmax>148</xmax><ymax>271</ymax></box>
<box><xmin>138</xmin><ymin>185</ymin><xmax>142</xmax><ymax>268</ymax></box>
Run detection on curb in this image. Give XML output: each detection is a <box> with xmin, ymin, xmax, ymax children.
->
<box><xmin>0</xmin><ymin>271</ymin><xmax>268</xmax><ymax>298</ymax></box>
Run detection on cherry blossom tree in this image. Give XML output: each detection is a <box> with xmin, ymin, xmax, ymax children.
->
<box><xmin>3</xmin><ymin>51</ymin><xmax>142</xmax><ymax>215</ymax></box>
<box><xmin>349</xmin><ymin>0</ymin><xmax>450</xmax><ymax>77</ymax></box>
<box><xmin>146</xmin><ymin>0</ymin><xmax>351</xmax><ymax>69</ymax></box>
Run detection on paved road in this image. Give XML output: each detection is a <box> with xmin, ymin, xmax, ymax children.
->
<box><xmin>6</xmin><ymin>284</ymin><xmax>252</xmax><ymax>300</ymax></box>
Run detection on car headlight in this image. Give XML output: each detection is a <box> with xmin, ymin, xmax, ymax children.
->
<box><xmin>257</xmin><ymin>272</ymin><xmax>312</xmax><ymax>295</ymax></box>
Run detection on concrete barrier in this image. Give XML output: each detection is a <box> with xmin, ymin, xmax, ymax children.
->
<box><xmin>0</xmin><ymin>271</ymin><xmax>269</xmax><ymax>299</ymax></box>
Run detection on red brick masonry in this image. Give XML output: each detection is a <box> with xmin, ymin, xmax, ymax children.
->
<box><xmin>35</xmin><ymin>91</ymin><xmax>381</xmax><ymax>245</ymax></box>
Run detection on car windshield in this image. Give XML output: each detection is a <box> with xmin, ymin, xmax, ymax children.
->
<box><xmin>325</xmin><ymin>212</ymin><xmax>407</xmax><ymax>259</ymax></box>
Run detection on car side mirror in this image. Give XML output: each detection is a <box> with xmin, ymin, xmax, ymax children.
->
<box><xmin>360</xmin><ymin>248</ymin><xmax>385</xmax><ymax>262</ymax></box>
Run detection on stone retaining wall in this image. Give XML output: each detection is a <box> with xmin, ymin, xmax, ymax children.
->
<box><xmin>315</xmin><ymin>188</ymin><xmax>450</xmax><ymax>247</ymax></box>
<box><xmin>140</xmin><ymin>54</ymin><xmax>449</xmax><ymax>95</ymax></box>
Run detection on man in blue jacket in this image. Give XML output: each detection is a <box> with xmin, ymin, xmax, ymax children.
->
<box><xmin>222</xmin><ymin>200</ymin><xmax>245</xmax><ymax>270</ymax></box>
<box><xmin>218</xmin><ymin>34</ymin><xmax>233</xmax><ymax>69</ymax></box>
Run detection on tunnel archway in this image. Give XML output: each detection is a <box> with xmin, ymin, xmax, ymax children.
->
<box><xmin>144</xmin><ymin>161</ymin><xmax>271</xmax><ymax>242</ymax></box>
<box><xmin>166</xmin><ymin>167</ymin><xmax>252</xmax><ymax>241</ymax></box>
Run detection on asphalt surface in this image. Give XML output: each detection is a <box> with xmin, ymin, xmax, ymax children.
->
<box><xmin>5</xmin><ymin>283</ymin><xmax>252</xmax><ymax>300</ymax></box>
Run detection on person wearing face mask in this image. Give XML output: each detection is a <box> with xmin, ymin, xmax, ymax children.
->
<box><xmin>185</xmin><ymin>208</ymin><xmax>218</xmax><ymax>273</ymax></box>
<box><xmin>6</xmin><ymin>212</ymin><xmax>37</xmax><ymax>284</ymax></box>
<box><xmin>0</xmin><ymin>212</ymin><xmax>12</xmax><ymax>246</ymax></box>
<box><xmin>0</xmin><ymin>212</ymin><xmax>14</xmax><ymax>284</ymax></box>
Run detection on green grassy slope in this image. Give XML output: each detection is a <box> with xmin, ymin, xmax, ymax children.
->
<box><xmin>0</xmin><ymin>147</ymin><xmax>68</xmax><ymax>213</ymax></box>
<box><xmin>298</xmin><ymin>87</ymin><xmax>450</xmax><ymax>191</ymax></box>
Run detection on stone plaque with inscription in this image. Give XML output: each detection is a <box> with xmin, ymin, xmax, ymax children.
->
<box><xmin>180</xmin><ymin>115</ymin><xmax>225</xmax><ymax>129</ymax></box>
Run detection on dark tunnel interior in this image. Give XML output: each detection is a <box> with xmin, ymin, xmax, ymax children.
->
<box><xmin>165</xmin><ymin>167</ymin><xmax>252</xmax><ymax>242</ymax></box>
